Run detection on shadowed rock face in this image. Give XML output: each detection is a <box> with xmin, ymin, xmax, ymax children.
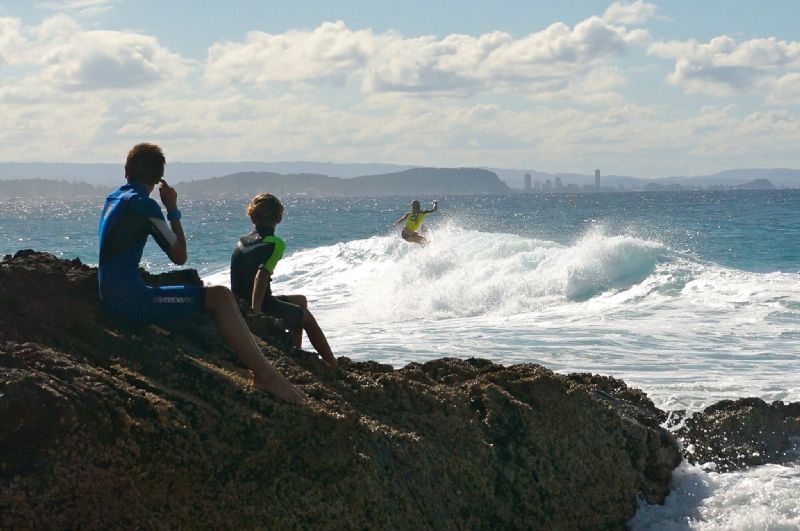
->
<box><xmin>676</xmin><ymin>398</ymin><xmax>800</xmax><ymax>472</ymax></box>
<box><xmin>0</xmin><ymin>251</ymin><xmax>681</xmax><ymax>529</ymax></box>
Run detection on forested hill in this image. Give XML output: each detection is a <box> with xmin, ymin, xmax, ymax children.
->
<box><xmin>0</xmin><ymin>178</ymin><xmax>104</xmax><ymax>199</ymax></box>
<box><xmin>178</xmin><ymin>168</ymin><xmax>510</xmax><ymax>197</ymax></box>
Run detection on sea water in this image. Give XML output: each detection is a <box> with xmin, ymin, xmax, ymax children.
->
<box><xmin>2</xmin><ymin>190</ymin><xmax>799</xmax><ymax>528</ymax></box>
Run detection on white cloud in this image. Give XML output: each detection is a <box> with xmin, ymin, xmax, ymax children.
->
<box><xmin>650</xmin><ymin>35</ymin><xmax>800</xmax><ymax>100</ymax></box>
<box><xmin>36</xmin><ymin>0</ymin><xmax>117</xmax><ymax>17</ymax></box>
<box><xmin>205</xmin><ymin>18</ymin><xmax>649</xmax><ymax>100</ymax></box>
<box><xmin>602</xmin><ymin>1</ymin><xmax>658</xmax><ymax>25</ymax></box>
<box><xmin>771</xmin><ymin>72</ymin><xmax>800</xmax><ymax>104</ymax></box>
<box><xmin>3</xmin><ymin>71</ymin><xmax>800</xmax><ymax>176</ymax></box>
<box><xmin>3</xmin><ymin>7</ymin><xmax>800</xmax><ymax>176</ymax></box>
<box><xmin>41</xmin><ymin>29</ymin><xmax>190</xmax><ymax>90</ymax></box>
<box><xmin>29</xmin><ymin>13</ymin><xmax>82</xmax><ymax>43</ymax></box>
<box><xmin>0</xmin><ymin>17</ymin><xmax>25</xmax><ymax>65</ymax></box>
<box><xmin>1</xmin><ymin>15</ymin><xmax>191</xmax><ymax>90</ymax></box>
<box><xmin>206</xmin><ymin>21</ymin><xmax>372</xmax><ymax>86</ymax></box>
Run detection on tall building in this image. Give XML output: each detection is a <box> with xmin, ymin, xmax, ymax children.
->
<box><xmin>544</xmin><ymin>179</ymin><xmax>552</xmax><ymax>191</ymax></box>
<box><xmin>554</xmin><ymin>176</ymin><xmax>563</xmax><ymax>190</ymax></box>
<box><xmin>524</xmin><ymin>172</ymin><xmax>531</xmax><ymax>191</ymax></box>
<box><xmin>594</xmin><ymin>169</ymin><xmax>601</xmax><ymax>189</ymax></box>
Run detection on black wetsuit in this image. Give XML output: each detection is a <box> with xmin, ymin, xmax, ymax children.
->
<box><xmin>230</xmin><ymin>225</ymin><xmax>304</xmax><ymax>329</ymax></box>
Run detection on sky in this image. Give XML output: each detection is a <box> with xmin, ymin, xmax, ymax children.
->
<box><xmin>1</xmin><ymin>0</ymin><xmax>799</xmax><ymax>177</ymax></box>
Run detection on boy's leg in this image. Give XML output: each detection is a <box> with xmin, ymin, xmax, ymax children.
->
<box><xmin>204</xmin><ymin>286</ymin><xmax>307</xmax><ymax>403</ymax></box>
<box><xmin>265</xmin><ymin>296</ymin><xmax>337</xmax><ymax>370</ymax></box>
<box><xmin>301</xmin><ymin>309</ymin><xmax>339</xmax><ymax>371</ymax></box>
<box><xmin>283</xmin><ymin>295</ymin><xmax>307</xmax><ymax>349</ymax></box>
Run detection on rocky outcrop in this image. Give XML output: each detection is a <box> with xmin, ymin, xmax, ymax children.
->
<box><xmin>676</xmin><ymin>398</ymin><xmax>800</xmax><ymax>472</ymax></box>
<box><xmin>0</xmin><ymin>251</ymin><xmax>681</xmax><ymax>529</ymax></box>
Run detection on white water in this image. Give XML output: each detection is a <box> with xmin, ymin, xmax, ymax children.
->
<box><xmin>204</xmin><ymin>224</ymin><xmax>800</xmax><ymax>528</ymax></box>
<box><xmin>630</xmin><ymin>462</ymin><xmax>800</xmax><ymax>530</ymax></box>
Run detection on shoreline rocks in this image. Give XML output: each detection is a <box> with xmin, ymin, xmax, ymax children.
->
<box><xmin>675</xmin><ymin>398</ymin><xmax>800</xmax><ymax>472</ymax></box>
<box><xmin>0</xmin><ymin>250</ymin><xmax>689</xmax><ymax>528</ymax></box>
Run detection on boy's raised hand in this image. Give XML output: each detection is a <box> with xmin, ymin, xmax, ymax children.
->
<box><xmin>159</xmin><ymin>179</ymin><xmax>178</xmax><ymax>211</ymax></box>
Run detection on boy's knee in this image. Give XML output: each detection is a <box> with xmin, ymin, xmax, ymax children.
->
<box><xmin>205</xmin><ymin>285</ymin><xmax>234</xmax><ymax>308</ymax></box>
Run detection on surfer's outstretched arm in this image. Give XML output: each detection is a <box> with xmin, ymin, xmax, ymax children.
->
<box><xmin>422</xmin><ymin>200</ymin><xmax>438</xmax><ymax>214</ymax></box>
<box><xmin>394</xmin><ymin>212</ymin><xmax>410</xmax><ymax>225</ymax></box>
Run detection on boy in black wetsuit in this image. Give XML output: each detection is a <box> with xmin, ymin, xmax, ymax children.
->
<box><xmin>231</xmin><ymin>193</ymin><xmax>339</xmax><ymax>371</ymax></box>
<box><xmin>99</xmin><ymin>143</ymin><xmax>306</xmax><ymax>404</ymax></box>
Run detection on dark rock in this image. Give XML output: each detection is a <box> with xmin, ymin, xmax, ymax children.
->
<box><xmin>676</xmin><ymin>398</ymin><xmax>800</xmax><ymax>471</ymax></box>
<box><xmin>0</xmin><ymin>251</ymin><xmax>682</xmax><ymax>529</ymax></box>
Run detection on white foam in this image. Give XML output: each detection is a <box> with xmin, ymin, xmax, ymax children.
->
<box><xmin>203</xmin><ymin>225</ymin><xmax>800</xmax><ymax>409</ymax></box>
<box><xmin>203</xmin><ymin>224</ymin><xmax>800</xmax><ymax>526</ymax></box>
<box><xmin>271</xmin><ymin>226</ymin><xmax>800</xmax><ymax>355</ymax></box>
<box><xmin>630</xmin><ymin>461</ymin><xmax>800</xmax><ymax>530</ymax></box>
<box><xmin>276</xmin><ymin>224</ymin><xmax>666</xmax><ymax>321</ymax></box>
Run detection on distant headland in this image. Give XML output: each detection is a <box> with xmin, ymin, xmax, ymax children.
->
<box><xmin>1</xmin><ymin>161</ymin><xmax>799</xmax><ymax>199</ymax></box>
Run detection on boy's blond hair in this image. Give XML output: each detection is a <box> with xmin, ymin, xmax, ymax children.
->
<box><xmin>247</xmin><ymin>193</ymin><xmax>284</xmax><ymax>226</ymax></box>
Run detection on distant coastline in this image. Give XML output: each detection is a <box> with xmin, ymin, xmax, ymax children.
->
<box><xmin>0</xmin><ymin>164</ymin><xmax>797</xmax><ymax>199</ymax></box>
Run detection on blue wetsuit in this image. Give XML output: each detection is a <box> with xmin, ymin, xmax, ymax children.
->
<box><xmin>98</xmin><ymin>182</ymin><xmax>204</xmax><ymax>324</ymax></box>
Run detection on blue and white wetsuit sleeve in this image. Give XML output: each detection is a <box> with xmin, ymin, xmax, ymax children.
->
<box><xmin>139</xmin><ymin>197</ymin><xmax>178</xmax><ymax>253</ymax></box>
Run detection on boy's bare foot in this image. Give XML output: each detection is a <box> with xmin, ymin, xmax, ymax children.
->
<box><xmin>253</xmin><ymin>371</ymin><xmax>308</xmax><ymax>404</ymax></box>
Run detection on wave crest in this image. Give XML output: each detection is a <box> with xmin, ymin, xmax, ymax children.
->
<box><xmin>276</xmin><ymin>224</ymin><xmax>666</xmax><ymax>321</ymax></box>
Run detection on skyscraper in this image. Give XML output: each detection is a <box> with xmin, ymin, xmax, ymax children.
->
<box><xmin>594</xmin><ymin>169</ymin><xmax>601</xmax><ymax>189</ymax></box>
<box><xmin>524</xmin><ymin>172</ymin><xmax>531</xmax><ymax>191</ymax></box>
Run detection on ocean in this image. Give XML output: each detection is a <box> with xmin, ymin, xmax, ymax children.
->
<box><xmin>3</xmin><ymin>190</ymin><xmax>799</xmax><ymax>529</ymax></box>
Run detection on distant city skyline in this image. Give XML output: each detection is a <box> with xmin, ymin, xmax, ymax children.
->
<box><xmin>1</xmin><ymin>1</ymin><xmax>799</xmax><ymax>176</ymax></box>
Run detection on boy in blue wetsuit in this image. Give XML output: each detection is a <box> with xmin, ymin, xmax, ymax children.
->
<box><xmin>99</xmin><ymin>143</ymin><xmax>306</xmax><ymax>404</ymax></box>
<box><xmin>230</xmin><ymin>193</ymin><xmax>339</xmax><ymax>371</ymax></box>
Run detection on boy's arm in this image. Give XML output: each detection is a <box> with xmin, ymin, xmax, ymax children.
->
<box><xmin>158</xmin><ymin>180</ymin><xmax>187</xmax><ymax>265</ymax></box>
<box><xmin>166</xmin><ymin>218</ymin><xmax>187</xmax><ymax>265</ymax></box>
<box><xmin>251</xmin><ymin>268</ymin><xmax>270</xmax><ymax>312</ymax></box>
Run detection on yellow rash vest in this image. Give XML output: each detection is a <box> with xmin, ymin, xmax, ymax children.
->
<box><xmin>404</xmin><ymin>213</ymin><xmax>427</xmax><ymax>232</ymax></box>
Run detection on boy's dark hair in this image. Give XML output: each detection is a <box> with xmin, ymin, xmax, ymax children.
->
<box><xmin>247</xmin><ymin>193</ymin><xmax>284</xmax><ymax>226</ymax></box>
<box><xmin>125</xmin><ymin>143</ymin><xmax>165</xmax><ymax>185</ymax></box>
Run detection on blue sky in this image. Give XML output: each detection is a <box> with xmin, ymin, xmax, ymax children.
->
<box><xmin>1</xmin><ymin>0</ymin><xmax>799</xmax><ymax>176</ymax></box>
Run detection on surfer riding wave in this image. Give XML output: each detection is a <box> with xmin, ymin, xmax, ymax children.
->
<box><xmin>395</xmin><ymin>200</ymin><xmax>438</xmax><ymax>245</ymax></box>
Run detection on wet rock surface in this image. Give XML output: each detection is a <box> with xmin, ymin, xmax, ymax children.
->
<box><xmin>676</xmin><ymin>398</ymin><xmax>800</xmax><ymax>472</ymax></box>
<box><xmin>0</xmin><ymin>251</ymin><xmax>684</xmax><ymax>529</ymax></box>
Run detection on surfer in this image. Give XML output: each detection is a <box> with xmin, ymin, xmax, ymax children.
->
<box><xmin>98</xmin><ymin>143</ymin><xmax>307</xmax><ymax>404</ymax></box>
<box><xmin>230</xmin><ymin>193</ymin><xmax>339</xmax><ymax>371</ymax></box>
<box><xmin>395</xmin><ymin>199</ymin><xmax>438</xmax><ymax>245</ymax></box>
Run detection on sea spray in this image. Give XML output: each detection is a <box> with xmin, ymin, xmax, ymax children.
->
<box><xmin>629</xmin><ymin>462</ymin><xmax>800</xmax><ymax>530</ymax></box>
<box><xmin>273</xmin><ymin>224</ymin><xmax>667</xmax><ymax>321</ymax></box>
<box><xmin>202</xmin><ymin>221</ymin><xmax>800</xmax><ymax>407</ymax></box>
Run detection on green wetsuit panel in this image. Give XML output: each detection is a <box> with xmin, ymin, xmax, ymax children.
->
<box><xmin>260</xmin><ymin>235</ymin><xmax>286</xmax><ymax>273</ymax></box>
